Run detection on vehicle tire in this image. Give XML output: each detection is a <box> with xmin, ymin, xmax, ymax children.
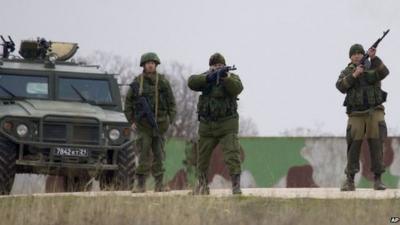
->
<box><xmin>114</xmin><ymin>145</ymin><xmax>136</xmax><ymax>190</ymax></box>
<box><xmin>0</xmin><ymin>138</ymin><xmax>17</xmax><ymax>195</ymax></box>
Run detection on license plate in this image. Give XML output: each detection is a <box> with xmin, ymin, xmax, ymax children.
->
<box><xmin>54</xmin><ymin>147</ymin><xmax>89</xmax><ymax>157</ymax></box>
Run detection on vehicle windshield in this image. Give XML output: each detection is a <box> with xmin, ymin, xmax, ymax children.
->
<box><xmin>58</xmin><ymin>78</ymin><xmax>113</xmax><ymax>104</ymax></box>
<box><xmin>0</xmin><ymin>74</ymin><xmax>49</xmax><ymax>99</ymax></box>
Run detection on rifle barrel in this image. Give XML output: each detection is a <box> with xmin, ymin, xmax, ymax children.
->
<box><xmin>8</xmin><ymin>36</ymin><xmax>15</xmax><ymax>45</ymax></box>
<box><xmin>360</xmin><ymin>29</ymin><xmax>390</xmax><ymax>65</ymax></box>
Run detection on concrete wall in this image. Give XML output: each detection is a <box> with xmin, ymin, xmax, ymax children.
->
<box><xmin>11</xmin><ymin>137</ymin><xmax>400</xmax><ymax>194</ymax></box>
<box><xmin>166</xmin><ymin>137</ymin><xmax>400</xmax><ymax>189</ymax></box>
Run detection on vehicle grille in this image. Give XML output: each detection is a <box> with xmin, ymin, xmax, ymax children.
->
<box><xmin>42</xmin><ymin>116</ymin><xmax>100</xmax><ymax>145</ymax></box>
<box><xmin>73</xmin><ymin>125</ymin><xmax>100</xmax><ymax>144</ymax></box>
<box><xmin>43</xmin><ymin>124</ymin><xmax>66</xmax><ymax>142</ymax></box>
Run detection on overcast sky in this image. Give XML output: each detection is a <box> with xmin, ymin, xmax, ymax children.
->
<box><xmin>2</xmin><ymin>0</ymin><xmax>400</xmax><ymax>136</ymax></box>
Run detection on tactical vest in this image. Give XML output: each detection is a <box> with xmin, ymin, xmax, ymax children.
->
<box><xmin>344</xmin><ymin>65</ymin><xmax>387</xmax><ymax>112</ymax></box>
<box><xmin>133</xmin><ymin>74</ymin><xmax>170</xmax><ymax>122</ymax></box>
<box><xmin>197</xmin><ymin>83</ymin><xmax>238</xmax><ymax>121</ymax></box>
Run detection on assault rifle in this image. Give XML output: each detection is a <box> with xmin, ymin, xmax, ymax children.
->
<box><xmin>206</xmin><ymin>65</ymin><xmax>237</xmax><ymax>85</ymax></box>
<box><xmin>360</xmin><ymin>29</ymin><xmax>390</xmax><ymax>65</ymax></box>
<box><xmin>129</xmin><ymin>82</ymin><xmax>159</xmax><ymax>134</ymax></box>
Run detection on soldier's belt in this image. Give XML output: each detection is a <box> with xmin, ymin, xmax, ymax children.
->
<box><xmin>348</xmin><ymin>106</ymin><xmax>384</xmax><ymax>117</ymax></box>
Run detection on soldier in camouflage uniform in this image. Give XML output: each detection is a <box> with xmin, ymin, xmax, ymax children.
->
<box><xmin>336</xmin><ymin>44</ymin><xmax>389</xmax><ymax>191</ymax></box>
<box><xmin>188</xmin><ymin>53</ymin><xmax>243</xmax><ymax>195</ymax></box>
<box><xmin>124</xmin><ymin>52</ymin><xmax>176</xmax><ymax>192</ymax></box>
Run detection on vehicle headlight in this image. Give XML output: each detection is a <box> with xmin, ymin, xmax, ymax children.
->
<box><xmin>109</xmin><ymin>129</ymin><xmax>120</xmax><ymax>141</ymax></box>
<box><xmin>16</xmin><ymin>124</ymin><xmax>29</xmax><ymax>137</ymax></box>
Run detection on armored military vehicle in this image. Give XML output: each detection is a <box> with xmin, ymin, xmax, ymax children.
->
<box><xmin>0</xmin><ymin>36</ymin><xmax>135</xmax><ymax>194</ymax></box>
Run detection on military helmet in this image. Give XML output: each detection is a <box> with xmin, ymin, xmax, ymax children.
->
<box><xmin>349</xmin><ymin>44</ymin><xmax>365</xmax><ymax>58</ymax></box>
<box><xmin>209</xmin><ymin>52</ymin><xmax>226</xmax><ymax>66</ymax></box>
<box><xmin>140</xmin><ymin>52</ymin><xmax>161</xmax><ymax>67</ymax></box>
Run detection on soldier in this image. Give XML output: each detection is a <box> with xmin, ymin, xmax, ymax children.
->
<box><xmin>124</xmin><ymin>52</ymin><xmax>176</xmax><ymax>192</ymax></box>
<box><xmin>188</xmin><ymin>53</ymin><xmax>243</xmax><ymax>195</ymax></box>
<box><xmin>336</xmin><ymin>44</ymin><xmax>389</xmax><ymax>191</ymax></box>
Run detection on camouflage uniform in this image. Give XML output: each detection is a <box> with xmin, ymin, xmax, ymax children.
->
<box><xmin>124</xmin><ymin>52</ymin><xmax>176</xmax><ymax>192</ymax></box>
<box><xmin>336</xmin><ymin>44</ymin><xmax>389</xmax><ymax>191</ymax></box>
<box><xmin>188</xmin><ymin>53</ymin><xmax>243</xmax><ymax>195</ymax></box>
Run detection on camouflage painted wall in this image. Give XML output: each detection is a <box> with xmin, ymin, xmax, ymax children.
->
<box><xmin>164</xmin><ymin>137</ymin><xmax>400</xmax><ymax>189</ymax></box>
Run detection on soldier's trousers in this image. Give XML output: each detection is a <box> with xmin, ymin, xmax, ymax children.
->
<box><xmin>345</xmin><ymin>109</ymin><xmax>387</xmax><ymax>176</ymax></box>
<box><xmin>197</xmin><ymin>117</ymin><xmax>242</xmax><ymax>177</ymax></box>
<box><xmin>135</xmin><ymin>123</ymin><xmax>168</xmax><ymax>177</ymax></box>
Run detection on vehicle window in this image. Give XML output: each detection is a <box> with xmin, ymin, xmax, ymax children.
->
<box><xmin>58</xmin><ymin>78</ymin><xmax>113</xmax><ymax>104</ymax></box>
<box><xmin>0</xmin><ymin>74</ymin><xmax>49</xmax><ymax>99</ymax></box>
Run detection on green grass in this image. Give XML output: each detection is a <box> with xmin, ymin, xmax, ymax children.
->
<box><xmin>0</xmin><ymin>195</ymin><xmax>399</xmax><ymax>225</ymax></box>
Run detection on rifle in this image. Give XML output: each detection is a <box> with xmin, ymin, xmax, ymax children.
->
<box><xmin>206</xmin><ymin>65</ymin><xmax>237</xmax><ymax>85</ymax></box>
<box><xmin>129</xmin><ymin>82</ymin><xmax>159</xmax><ymax>134</ymax></box>
<box><xmin>1</xmin><ymin>35</ymin><xmax>15</xmax><ymax>59</ymax></box>
<box><xmin>360</xmin><ymin>29</ymin><xmax>390</xmax><ymax>65</ymax></box>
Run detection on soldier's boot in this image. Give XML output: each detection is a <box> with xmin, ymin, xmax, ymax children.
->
<box><xmin>373</xmin><ymin>174</ymin><xmax>386</xmax><ymax>190</ymax></box>
<box><xmin>231</xmin><ymin>174</ymin><xmax>242</xmax><ymax>195</ymax></box>
<box><xmin>191</xmin><ymin>173</ymin><xmax>210</xmax><ymax>195</ymax></box>
<box><xmin>367</xmin><ymin>138</ymin><xmax>386</xmax><ymax>190</ymax></box>
<box><xmin>340</xmin><ymin>174</ymin><xmax>355</xmax><ymax>191</ymax></box>
<box><xmin>131</xmin><ymin>174</ymin><xmax>146</xmax><ymax>193</ymax></box>
<box><xmin>154</xmin><ymin>174</ymin><xmax>170</xmax><ymax>192</ymax></box>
